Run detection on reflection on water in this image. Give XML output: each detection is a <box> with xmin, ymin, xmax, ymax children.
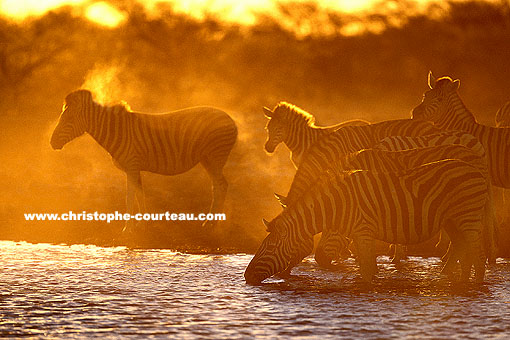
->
<box><xmin>1</xmin><ymin>241</ymin><xmax>509</xmax><ymax>339</ymax></box>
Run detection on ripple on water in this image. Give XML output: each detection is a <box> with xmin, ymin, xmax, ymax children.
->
<box><xmin>0</xmin><ymin>241</ymin><xmax>509</xmax><ymax>339</ymax></box>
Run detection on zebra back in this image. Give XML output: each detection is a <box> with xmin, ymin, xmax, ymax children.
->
<box><xmin>284</xmin><ymin>119</ymin><xmax>439</xmax><ymax>206</ymax></box>
<box><xmin>412</xmin><ymin>74</ymin><xmax>510</xmax><ymax>188</ymax></box>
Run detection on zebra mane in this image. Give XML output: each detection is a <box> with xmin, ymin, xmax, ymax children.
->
<box><xmin>273</xmin><ymin>102</ymin><xmax>316</xmax><ymax>126</ymax></box>
<box><xmin>111</xmin><ymin>101</ymin><xmax>132</xmax><ymax>112</ymax></box>
<box><xmin>433</xmin><ymin>76</ymin><xmax>455</xmax><ymax>90</ymax></box>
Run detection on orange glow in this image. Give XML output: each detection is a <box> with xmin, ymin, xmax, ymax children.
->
<box><xmin>85</xmin><ymin>2</ymin><xmax>125</xmax><ymax>28</ymax></box>
<box><xmin>0</xmin><ymin>0</ymin><xmax>85</xmax><ymax>19</ymax></box>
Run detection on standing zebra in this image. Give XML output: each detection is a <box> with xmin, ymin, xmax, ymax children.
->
<box><xmin>412</xmin><ymin>72</ymin><xmax>510</xmax><ymax>188</ymax></box>
<box><xmin>495</xmin><ymin>101</ymin><xmax>510</xmax><ymax>128</ymax></box>
<box><xmin>50</xmin><ymin>89</ymin><xmax>237</xmax><ymax>229</ymax></box>
<box><xmin>373</xmin><ymin>131</ymin><xmax>497</xmax><ymax>264</ymax></box>
<box><xmin>245</xmin><ymin>159</ymin><xmax>487</xmax><ymax>284</ymax></box>
<box><xmin>264</xmin><ymin>102</ymin><xmax>369</xmax><ymax>168</ymax></box>
<box><xmin>314</xmin><ymin>144</ymin><xmax>494</xmax><ymax>268</ymax></box>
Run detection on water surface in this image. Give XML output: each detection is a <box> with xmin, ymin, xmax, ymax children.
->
<box><xmin>1</xmin><ymin>241</ymin><xmax>509</xmax><ymax>339</ymax></box>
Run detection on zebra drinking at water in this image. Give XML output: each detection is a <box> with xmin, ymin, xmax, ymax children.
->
<box><xmin>269</xmin><ymin>118</ymin><xmax>440</xmax><ymax>273</ymax></box>
<box><xmin>50</xmin><ymin>89</ymin><xmax>238</xmax><ymax>230</ymax></box>
<box><xmin>263</xmin><ymin>102</ymin><xmax>369</xmax><ymax>168</ymax></box>
<box><xmin>245</xmin><ymin>159</ymin><xmax>488</xmax><ymax>284</ymax></box>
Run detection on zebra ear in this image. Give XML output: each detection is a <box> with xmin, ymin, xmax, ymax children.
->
<box><xmin>263</xmin><ymin>107</ymin><xmax>273</xmax><ymax>119</ymax></box>
<box><xmin>452</xmin><ymin>79</ymin><xmax>460</xmax><ymax>90</ymax></box>
<box><xmin>262</xmin><ymin>218</ymin><xmax>271</xmax><ymax>231</ymax></box>
<box><xmin>274</xmin><ymin>193</ymin><xmax>288</xmax><ymax>208</ymax></box>
<box><xmin>428</xmin><ymin>71</ymin><xmax>437</xmax><ymax>89</ymax></box>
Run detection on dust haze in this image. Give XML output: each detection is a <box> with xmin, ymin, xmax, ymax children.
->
<box><xmin>1</xmin><ymin>0</ymin><xmax>510</xmax><ymax>253</ymax></box>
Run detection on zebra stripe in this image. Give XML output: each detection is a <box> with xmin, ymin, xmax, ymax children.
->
<box><xmin>315</xmin><ymin>144</ymin><xmax>494</xmax><ymax>268</ymax></box>
<box><xmin>245</xmin><ymin>159</ymin><xmax>487</xmax><ymax>284</ymax></box>
<box><xmin>495</xmin><ymin>101</ymin><xmax>510</xmax><ymax>128</ymax></box>
<box><xmin>50</xmin><ymin>89</ymin><xmax>238</xmax><ymax>228</ymax></box>
<box><xmin>373</xmin><ymin>131</ymin><xmax>492</xmax><ymax>264</ymax></box>
<box><xmin>264</xmin><ymin>102</ymin><xmax>369</xmax><ymax>168</ymax></box>
<box><xmin>412</xmin><ymin>72</ymin><xmax>510</xmax><ymax>188</ymax></box>
<box><xmin>283</xmin><ymin>119</ymin><xmax>440</xmax><ymax>207</ymax></box>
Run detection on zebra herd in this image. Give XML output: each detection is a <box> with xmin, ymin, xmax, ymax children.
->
<box><xmin>50</xmin><ymin>71</ymin><xmax>509</xmax><ymax>284</ymax></box>
<box><xmin>245</xmin><ymin>71</ymin><xmax>510</xmax><ymax>284</ymax></box>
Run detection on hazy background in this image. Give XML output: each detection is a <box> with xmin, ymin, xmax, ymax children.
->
<box><xmin>1</xmin><ymin>0</ymin><xmax>509</xmax><ymax>254</ymax></box>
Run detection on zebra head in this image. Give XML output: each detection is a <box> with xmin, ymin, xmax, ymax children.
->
<box><xmin>244</xmin><ymin>217</ymin><xmax>294</xmax><ymax>284</ymax></box>
<box><xmin>412</xmin><ymin>71</ymin><xmax>460</xmax><ymax>123</ymax></box>
<box><xmin>263</xmin><ymin>105</ymin><xmax>288</xmax><ymax>153</ymax></box>
<box><xmin>51</xmin><ymin>90</ymin><xmax>93</xmax><ymax>150</ymax></box>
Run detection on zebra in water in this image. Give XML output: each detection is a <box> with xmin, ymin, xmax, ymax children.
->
<box><xmin>412</xmin><ymin>72</ymin><xmax>510</xmax><ymax>188</ymax></box>
<box><xmin>373</xmin><ymin>131</ymin><xmax>497</xmax><ymax>264</ymax></box>
<box><xmin>495</xmin><ymin>101</ymin><xmax>510</xmax><ymax>128</ymax></box>
<box><xmin>314</xmin><ymin>144</ymin><xmax>494</xmax><ymax>268</ymax></box>
<box><xmin>494</xmin><ymin>102</ymin><xmax>510</xmax><ymax>215</ymax></box>
<box><xmin>268</xmin><ymin>119</ymin><xmax>440</xmax><ymax>275</ymax></box>
<box><xmin>50</xmin><ymin>89</ymin><xmax>238</xmax><ymax>229</ymax></box>
<box><xmin>245</xmin><ymin>159</ymin><xmax>487</xmax><ymax>284</ymax></box>
<box><xmin>264</xmin><ymin>102</ymin><xmax>369</xmax><ymax>168</ymax></box>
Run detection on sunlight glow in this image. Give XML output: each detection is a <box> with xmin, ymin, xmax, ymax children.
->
<box><xmin>0</xmin><ymin>0</ymin><xmax>84</xmax><ymax>19</ymax></box>
<box><xmin>85</xmin><ymin>2</ymin><xmax>125</xmax><ymax>28</ymax></box>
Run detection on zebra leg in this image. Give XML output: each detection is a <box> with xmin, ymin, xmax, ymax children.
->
<box><xmin>390</xmin><ymin>244</ymin><xmax>407</xmax><ymax>264</ymax></box>
<box><xmin>441</xmin><ymin>225</ymin><xmax>463</xmax><ymax>280</ymax></box>
<box><xmin>461</xmin><ymin>228</ymin><xmax>485</xmax><ymax>283</ymax></box>
<box><xmin>352</xmin><ymin>234</ymin><xmax>377</xmax><ymax>282</ymax></box>
<box><xmin>122</xmin><ymin>171</ymin><xmax>141</xmax><ymax>233</ymax></box>
<box><xmin>484</xmin><ymin>185</ymin><xmax>497</xmax><ymax>265</ymax></box>
<box><xmin>201</xmin><ymin>158</ymin><xmax>228</xmax><ymax>227</ymax></box>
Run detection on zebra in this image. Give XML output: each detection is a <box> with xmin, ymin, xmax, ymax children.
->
<box><xmin>412</xmin><ymin>72</ymin><xmax>510</xmax><ymax>189</ymax></box>
<box><xmin>270</xmin><ymin>119</ymin><xmax>439</xmax><ymax>274</ymax></box>
<box><xmin>373</xmin><ymin>131</ymin><xmax>496</xmax><ymax>264</ymax></box>
<box><xmin>244</xmin><ymin>159</ymin><xmax>487</xmax><ymax>284</ymax></box>
<box><xmin>495</xmin><ymin>101</ymin><xmax>510</xmax><ymax>128</ymax></box>
<box><xmin>314</xmin><ymin>144</ymin><xmax>494</xmax><ymax>268</ymax></box>
<box><xmin>50</xmin><ymin>89</ymin><xmax>238</xmax><ymax>229</ymax></box>
<box><xmin>494</xmin><ymin>101</ymin><xmax>510</xmax><ymax>215</ymax></box>
<box><xmin>264</xmin><ymin>102</ymin><xmax>369</xmax><ymax>168</ymax></box>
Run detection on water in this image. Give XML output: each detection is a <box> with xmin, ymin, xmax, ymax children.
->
<box><xmin>1</xmin><ymin>241</ymin><xmax>510</xmax><ymax>339</ymax></box>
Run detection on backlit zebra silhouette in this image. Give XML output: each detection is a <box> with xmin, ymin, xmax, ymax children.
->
<box><xmin>374</xmin><ymin>131</ymin><xmax>496</xmax><ymax>264</ymax></box>
<box><xmin>314</xmin><ymin>145</ymin><xmax>494</xmax><ymax>268</ymax></box>
<box><xmin>245</xmin><ymin>159</ymin><xmax>487</xmax><ymax>284</ymax></box>
<box><xmin>50</xmin><ymin>89</ymin><xmax>237</xmax><ymax>229</ymax></box>
<box><xmin>264</xmin><ymin>102</ymin><xmax>369</xmax><ymax>168</ymax></box>
<box><xmin>412</xmin><ymin>72</ymin><xmax>510</xmax><ymax>188</ymax></box>
<box><xmin>271</xmin><ymin>119</ymin><xmax>440</xmax><ymax>273</ymax></box>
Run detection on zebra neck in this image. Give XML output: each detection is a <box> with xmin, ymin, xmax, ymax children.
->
<box><xmin>436</xmin><ymin>93</ymin><xmax>477</xmax><ymax>132</ymax></box>
<box><xmin>284</xmin><ymin>189</ymin><xmax>333</xmax><ymax>237</ymax></box>
<box><xmin>85</xmin><ymin>102</ymin><xmax>122</xmax><ymax>153</ymax></box>
<box><xmin>285</xmin><ymin>125</ymin><xmax>328</xmax><ymax>156</ymax></box>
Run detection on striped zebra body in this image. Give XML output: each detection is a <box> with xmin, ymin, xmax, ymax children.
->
<box><xmin>374</xmin><ymin>131</ymin><xmax>494</xmax><ymax>263</ymax></box>
<box><xmin>495</xmin><ymin>101</ymin><xmax>510</xmax><ymax>128</ymax></box>
<box><xmin>375</xmin><ymin>131</ymin><xmax>485</xmax><ymax>158</ymax></box>
<box><xmin>264</xmin><ymin>102</ymin><xmax>369</xmax><ymax>168</ymax></box>
<box><xmin>284</xmin><ymin>119</ymin><xmax>440</xmax><ymax>207</ymax></box>
<box><xmin>50</xmin><ymin>90</ymin><xmax>237</xmax><ymax>228</ymax></box>
<box><xmin>412</xmin><ymin>72</ymin><xmax>510</xmax><ymax>188</ymax></box>
<box><xmin>315</xmin><ymin>145</ymin><xmax>494</xmax><ymax>267</ymax></box>
<box><xmin>272</xmin><ymin>119</ymin><xmax>439</xmax><ymax>273</ymax></box>
<box><xmin>245</xmin><ymin>159</ymin><xmax>487</xmax><ymax>284</ymax></box>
